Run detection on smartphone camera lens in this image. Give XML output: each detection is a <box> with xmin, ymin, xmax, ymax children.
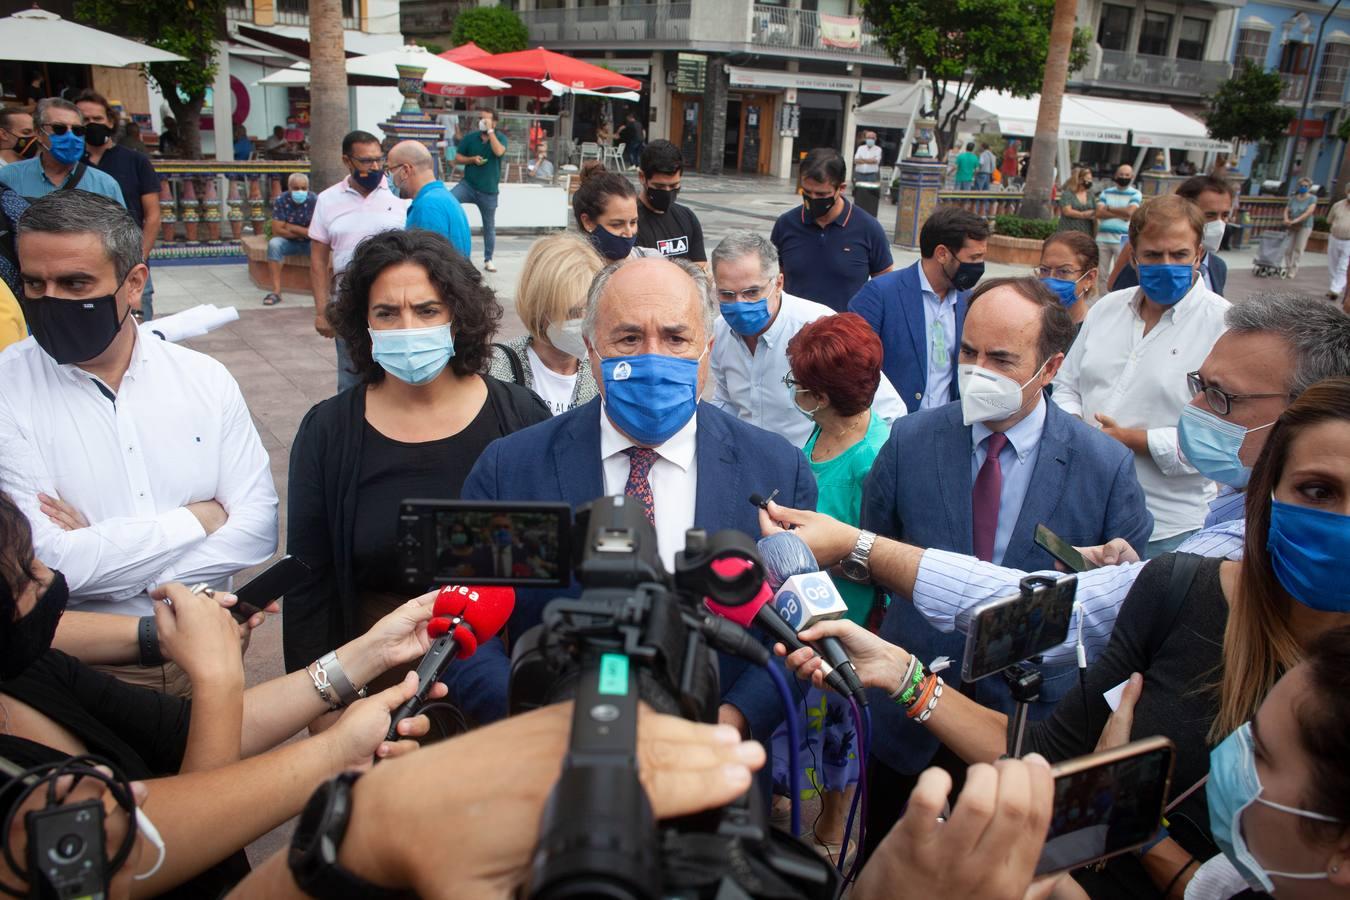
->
<box><xmin>54</xmin><ymin>833</ymin><xmax>85</xmax><ymax>861</ymax></box>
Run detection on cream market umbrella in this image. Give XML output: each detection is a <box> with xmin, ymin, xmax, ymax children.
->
<box><xmin>0</xmin><ymin>8</ymin><xmax>186</xmax><ymax>66</ymax></box>
<box><xmin>259</xmin><ymin>44</ymin><xmax>508</xmax><ymax>90</ymax></box>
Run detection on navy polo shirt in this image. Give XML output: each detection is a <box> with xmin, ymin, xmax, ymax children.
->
<box><xmin>769</xmin><ymin>199</ymin><xmax>893</xmax><ymax>312</ymax></box>
<box><xmin>89</xmin><ymin>144</ymin><xmax>159</xmax><ymax>229</ymax></box>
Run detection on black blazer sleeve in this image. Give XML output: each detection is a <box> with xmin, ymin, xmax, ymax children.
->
<box><xmin>282</xmin><ymin>404</ymin><xmax>341</xmax><ymax>672</ymax></box>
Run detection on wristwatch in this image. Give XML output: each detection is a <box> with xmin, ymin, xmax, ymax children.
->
<box><xmin>840</xmin><ymin>530</ymin><xmax>877</xmax><ymax>583</ymax></box>
<box><xmin>288</xmin><ymin>772</ymin><xmax>410</xmax><ymax>899</ymax></box>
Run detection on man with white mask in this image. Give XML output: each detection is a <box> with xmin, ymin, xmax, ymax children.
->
<box><xmin>852</xmin><ymin>275</ymin><xmax>1152</xmax><ymax>859</ymax></box>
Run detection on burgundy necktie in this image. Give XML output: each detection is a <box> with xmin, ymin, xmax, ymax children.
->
<box><xmin>624</xmin><ymin>447</ymin><xmax>659</xmax><ymax>526</ymax></box>
<box><xmin>972</xmin><ymin>432</ymin><xmax>1009</xmax><ymax>563</ymax></box>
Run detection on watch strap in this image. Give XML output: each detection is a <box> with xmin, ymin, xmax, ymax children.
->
<box><xmin>138</xmin><ymin>616</ymin><xmax>164</xmax><ymax>668</ymax></box>
<box><xmin>289</xmin><ymin>772</ymin><xmax>411</xmax><ymax>900</ymax></box>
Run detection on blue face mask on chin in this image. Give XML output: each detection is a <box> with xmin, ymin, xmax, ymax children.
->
<box><xmin>369</xmin><ymin>323</ymin><xmax>455</xmax><ymax>385</ymax></box>
<box><xmin>599</xmin><ymin>351</ymin><xmax>703</xmax><ymax>445</ymax></box>
<box><xmin>1136</xmin><ymin>262</ymin><xmax>1195</xmax><ymax>305</ymax></box>
<box><xmin>1267</xmin><ymin>498</ymin><xmax>1350</xmax><ymax>612</ymax></box>
<box><xmin>1176</xmin><ymin>404</ymin><xmax>1274</xmax><ymax>489</ymax></box>
<box><xmin>719</xmin><ymin>298</ymin><xmax>772</xmax><ymax>336</ymax></box>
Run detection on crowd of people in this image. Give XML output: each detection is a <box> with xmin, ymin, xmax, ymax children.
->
<box><xmin>2</xmin><ymin>96</ymin><xmax>1350</xmax><ymax>899</ymax></box>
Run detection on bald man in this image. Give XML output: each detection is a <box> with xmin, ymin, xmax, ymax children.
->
<box><xmin>388</xmin><ymin>139</ymin><xmax>471</xmax><ymax>258</ymax></box>
<box><xmin>456</xmin><ymin>257</ymin><xmax>817</xmax><ymax>740</ymax></box>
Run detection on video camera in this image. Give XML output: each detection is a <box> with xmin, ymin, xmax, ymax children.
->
<box><xmin>398</xmin><ymin>496</ymin><xmax>840</xmax><ymax>900</ymax></box>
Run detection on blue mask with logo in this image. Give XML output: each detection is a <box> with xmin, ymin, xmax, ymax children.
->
<box><xmin>368</xmin><ymin>323</ymin><xmax>454</xmax><ymax>385</ymax></box>
<box><xmin>291</xmin><ymin>190</ymin><xmax>309</xmax><ymax>204</ymax></box>
<box><xmin>48</xmin><ymin>130</ymin><xmax>85</xmax><ymax>166</ymax></box>
<box><xmin>600</xmin><ymin>352</ymin><xmax>702</xmax><ymax>445</ymax></box>
<box><xmin>1136</xmin><ymin>263</ymin><xmax>1194</xmax><ymax>305</ymax></box>
<box><xmin>1208</xmin><ymin>722</ymin><xmax>1342</xmax><ymax>893</ymax></box>
<box><xmin>588</xmin><ymin>223</ymin><xmax>637</xmax><ymax>262</ymax></box>
<box><xmin>719</xmin><ymin>298</ymin><xmax>772</xmax><ymax>336</ymax></box>
<box><xmin>1267</xmin><ymin>499</ymin><xmax>1350</xmax><ymax>612</ymax></box>
<box><xmin>1040</xmin><ymin>276</ymin><xmax>1082</xmax><ymax>307</ymax></box>
<box><xmin>1177</xmin><ymin>404</ymin><xmax>1274</xmax><ymax>489</ymax></box>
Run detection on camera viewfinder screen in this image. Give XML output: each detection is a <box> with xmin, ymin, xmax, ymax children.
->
<box><xmin>433</xmin><ymin>508</ymin><xmax>568</xmax><ymax>587</ymax></box>
<box><xmin>1036</xmin><ymin>746</ymin><xmax>1172</xmax><ymax>875</ymax></box>
<box><xmin>964</xmin><ymin>583</ymin><xmax>1075</xmax><ymax>681</ymax></box>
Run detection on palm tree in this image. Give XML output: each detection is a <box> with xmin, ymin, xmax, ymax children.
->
<box><xmin>1020</xmin><ymin>0</ymin><xmax>1076</xmax><ymax>220</ymax></box>
<box><xmin>309</xmin><ymin>0</ymin><xmax>349</xmax><ymax>193</ymax></box>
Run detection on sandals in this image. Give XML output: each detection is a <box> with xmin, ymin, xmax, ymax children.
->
<box><xmin>262</xmin><ymin>292</ymin><xmax>283</xmax><ymax>306</ymax></box>
<box><xmin>809</xmin><ymin>830</ymin><xmax>856</xmax><ymax>870</ymax></box>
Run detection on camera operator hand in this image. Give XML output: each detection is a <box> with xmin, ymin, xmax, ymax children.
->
<box><xmin>321</xmin><ymin>670</ymin><xmax>444</xmax><ymax>771</ymax></box>
<box><xmin>226</xmin><ymin>703</ymin><xmax>766</xmax><ymax>899</ymax></box>
<box><xmin>853</xmin><ymin>755</ymin><xmax>1064</xmax><ymax>900</ymax></box>
<box><xmin>774</xmin><ymin>618</ymin><xmax>909</xmax><ymax>695</ymax></box>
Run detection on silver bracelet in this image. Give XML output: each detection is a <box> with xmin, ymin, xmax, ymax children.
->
<box><xmin>306</xmin><ymin>660</ymin><xmax>341</xmax><ymax>711</ymax></box>
<box><xmin>317</xmin><ymin>651</ymin><xmax>367</xmax><ymax>707</ymax></box>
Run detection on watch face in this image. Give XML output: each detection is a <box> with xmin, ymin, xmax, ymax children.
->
<box><xmin>841</xmin><ymin>559</ymin><xmax>867</xmax><ymax>581</ymax></box>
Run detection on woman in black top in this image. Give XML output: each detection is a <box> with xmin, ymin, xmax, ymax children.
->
<box><xmin>778</xmin><ymin>377</ymin><xmax>1350</xmax><ymax>897</ymax></box>
<box><xmin>284</xmin><ymin>230</ymin><xmax>550</xmax><ymax>674</ymax></box>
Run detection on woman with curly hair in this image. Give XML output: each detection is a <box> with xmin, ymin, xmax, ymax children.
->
<box><xmin>282</xmin><ymin>229</ymin><xmax>550</xmax><ymax>680</ymax></box>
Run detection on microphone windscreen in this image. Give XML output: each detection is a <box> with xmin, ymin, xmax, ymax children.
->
<box><xmin>431</xmin><ymin>585</ymin><xmax>517</xmax><ymax>658</ymax></box>
<box><xmin>705</xmin><ymin>581</ymin><xmax>772</xmax><ymax>628</ymax></box>
<box><xmin>757</xmin><ymin>532</ymin><xmax>819</xmax><ymax>589</ymax></box>
<box><xmin>426</xmin><ymin>617</ymin><xmax>452</xmax><ymax>639</ymax></box>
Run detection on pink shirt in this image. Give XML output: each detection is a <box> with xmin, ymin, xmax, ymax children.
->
<box><xmin>307</xmin><ymin>176</ymin><xmax>409</xmax><ymax>275</ymax></box>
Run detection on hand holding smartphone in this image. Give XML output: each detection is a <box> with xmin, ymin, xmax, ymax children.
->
<box><xmin>228</xmin><ymin>555</ymin><xmax>312</xmax><ymax>622</ymax></box>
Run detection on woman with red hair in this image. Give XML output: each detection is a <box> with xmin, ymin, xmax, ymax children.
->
<box><xmin>774</xmin><ymin>311</ymin><xmax>889</xmax><ymax>864</ymax></box>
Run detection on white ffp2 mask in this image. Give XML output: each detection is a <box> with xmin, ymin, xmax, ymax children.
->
<box><xmin>958</xmin><ymin>361</ymin><xmax>1046</xmax><ymax>426</ymax></box>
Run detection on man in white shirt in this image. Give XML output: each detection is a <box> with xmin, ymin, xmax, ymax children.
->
<box><xmin>853</xmin><ymin>130</ymin><xmax>882</xmax><ymax>181</ymax></box>
<box><xmin>0</xmin><ymin>191</ymin><xmax>277</xmax><ymax>690</ymax></box>
<box><xmin>1052</xmin><ymin>194</ymin><xmax>1230</xmax><ymax>557</ymax></box>
<box><xmin>709</xmin><ymin>231</ymin><xmax>906</xmax><ymax>447</ymax></box>
<box><xmin>309</xmin><ymin>129</ymin><xmax>409</xmax><ymax>393</ymax></box>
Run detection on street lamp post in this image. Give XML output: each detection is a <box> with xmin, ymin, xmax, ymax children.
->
<box><xmin>1283</xmin><ymin>0</ymin><xmax>1345</xmax><ymax>188</ymax></box>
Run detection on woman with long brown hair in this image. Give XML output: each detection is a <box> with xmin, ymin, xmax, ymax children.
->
<box><xmin>777</xmin><ymin>376</ymin><xmax>1350</xmax><ymax>897</ymax></box>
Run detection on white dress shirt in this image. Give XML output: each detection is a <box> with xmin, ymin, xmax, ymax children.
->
<box><xmin>917</xmin><ymin>263</ymin><xmax>958</xmax><ymax>411</ymax></box>
<box><xmin>599</xmin><ymin>406</ymin><xmax>698</xmax><ymax>573</ymax></box>
<box><xmin>0</xmin><ymin>332</ymin><xmax>279</xmax><ymax>616</ymax></box>
<box><xmin>710</xmin><ymin>291</ymin><xmax>906</xmax><ymax>447</ymax></box>
<box><xmin>1051</xmin><ymin>281</ymin><xmax>1230</xmax><ymax>540</ymax></box>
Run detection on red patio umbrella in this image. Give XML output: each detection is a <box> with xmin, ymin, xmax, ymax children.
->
<box><xmin>438</xmin><ymin>41</ymin><xmax>491</xmax><ymax>63</ymax></box>
<box><xmin>464</xmin><ymin>47</ymin><xmax>640</xmax><ymax>92</ymax></box>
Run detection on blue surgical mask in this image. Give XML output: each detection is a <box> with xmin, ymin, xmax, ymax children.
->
<box><xmin>1177</xmin><ymin>405</ymin><xmax>1274</xmax><ymax>489</ymax></box>
<box><xmin>719</xmin><ymin>298</ymin><xmax>772</xmax><ymax>336</ymax></box>
<box><xmin>1297</xmin><ymin>186</ymin><xmax>1309</xmax><ymax>195</ymax></box>
<box><xmin>291</xmin><ymin>190</ymin><xmax>308</xmax><ymax>204</ymax></box>
<box><xmin>1040</xmin><ymin>276</ymin><xmax>1083</xmax><ymax>306</ymax></box>
<box><xmin>47</xmin><ymin>130</ymin><xmax>85</xmax><ymax>166</ymax></box>
<box><xmin>588</xmin><ymin>223</ymin><xmax>637</xmax><ymax>261</ymax></box>
<box><xmin>368</xmin><ymin>323</ymin><xmax>455</xmax><ymax>385</ymax></box>
<box><xmin>1208</xmin><ymin>722</ymin><xmax>1341</xmax><ymax>894</ymax></box>
<box><xmin>599</xmin><ymin>351</ymin><xmax>703</xmax><ymax>445</ymax></box>
<box><xmin>1267</xmin><ymin>499</ymin><xmax>1350</xmax><ymax>612</ymax></box>
<box><xmin>1136</xmin><ymin>263</ymin><xmax>1194</xmax><ymax>306</ymax></box>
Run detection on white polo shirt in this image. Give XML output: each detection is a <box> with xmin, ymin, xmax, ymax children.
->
<box><xmin>308</xmin><ymin>176</ymin><xmax>409</xmax><ymax>276</ymax></box>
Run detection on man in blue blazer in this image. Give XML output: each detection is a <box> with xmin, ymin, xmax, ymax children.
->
<box><xmin>857</xmin><ymin>276</ymin><xmax>1152</xmax><ymax>856</ymax></box>
<box><xmin>848</xmin><ymin>205</ymin><xmax>990</xmax><ymax>413</ymax></box>
<box><xmin>456</xmin><ymin>256</ymin><xmax>817</xmax><ymax>741</ymax></box>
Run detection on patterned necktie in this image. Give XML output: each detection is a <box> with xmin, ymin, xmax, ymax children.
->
<box><xmin>972</xmin><ymin>432</ymin><xmax>1009</xmax><ymax>563</ymax></box>
<box><xmin>624</xmin><ymin>447</ymin><xmax>659</xmax><ymax>526</ymax></box>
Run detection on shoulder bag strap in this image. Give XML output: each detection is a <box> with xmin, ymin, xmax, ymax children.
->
<box><xmin>59</xmin><ymin>158</ymin><xmax>89</xmax><ymax>192</ymax></box>
<box><xmin>1145</xmin><ymin>552</ymin><xmax>1204</xmax><ymax>660</ymax></box>
<box><xmin>493</xmin><ymin>342</ymin><xmax>525</xmax><ymax>386</ymax></box>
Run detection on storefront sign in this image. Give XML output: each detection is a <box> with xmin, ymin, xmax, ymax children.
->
<box><xmin>1284</xmin><ymin>118</ymin><xmax>1325</xmax><ymax>139</ymax></box>
<box><xmin>1133</xmin><ymin>131</ymin><xmax>1231</xmax><ymax>151</ymax></box>
<box><xmin>727</xmin><ymin>66</ymin><xmax>859</xmax><ymax>93</ymax></box>
<box><xmin>584</xmin><ymin>59</ymin><xmax>650</xmax><ymax>76</ymax></box>
<box><xmin>819</xmin><ymin>14</ymin><xmax>862</xmax><ymax>49</ymax></box>
<box><xmin>860</xmin><ymin>79</ymin><xmax>909</xmax><ymax>95</ymax></box>
<box><xmin>676</xmin><ymin>53</ymin><xmax>706</xmax><ymax>94</ymax></box>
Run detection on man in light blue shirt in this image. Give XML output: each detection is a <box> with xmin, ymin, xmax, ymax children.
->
<box><xmin>1094</xmin><ymin>163</ymin><xmax>1141</xmax><ymax>280</ymax></box>
<box><xmin>387</xmin><ymin>139</ymin><xmax>470</xmax><ymax>258</ymax></box>
<box><xmin>0</xmin><ymin>98</ymin><xmax>124</xmax><ymax>205</ymax></box>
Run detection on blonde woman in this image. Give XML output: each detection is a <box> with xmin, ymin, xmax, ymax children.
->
<box><xmin>487</xmin><ymin>232</ymin><xmax>603</xmax><ymax>414</ymax></box>
<box><xmin>1056</xmin><ymin>167</ymin><xmax>1096</xmax><ymax>235</ymax></box>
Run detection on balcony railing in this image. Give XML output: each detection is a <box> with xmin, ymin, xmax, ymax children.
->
<box><xmin>1093</xmin><ymin>48</ymin><xmax>1231</xmax><ymax>96</ymax></box>
<box><xmin>749</xmin><ymin>5</ymin><xmax>890</xmax><ymax>60</ymax></box>
<box><xmin>1279</xmin><ymin>72</ymin><xmax>1308</xmax><ymax>102</ymax></box>
<box><xmin>226</xmin><ymin>0</ymin><xmax>359</xmax><ymax>31</ymax></box>
<box><xmin>1314</xmin><ymin>75</ymin><xmax>1346</xmax><ymax>104</ymax></box>
<box><xmin>517</xmin><ymin>3</ymin><xmax>692</xmax><ymax>44</ymax></box>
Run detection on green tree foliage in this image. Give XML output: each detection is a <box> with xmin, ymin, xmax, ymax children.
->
<box><xmin>76</xmin><ymin>0</ymin><xmax>227</xmax><ymax>159</ymax></box>
<box><xmin>1204</xmin><ymin>61</ymin><xmax>1295</xmax><ymax>145</ymax></box>
<box><xmin>861</xmin><ymin>0</ymin><xmax>1090</xmax><ymax>154</ymax></box>
<box><xmin>450</xmin><ymin>7</ymin><xmax>528</xmax><ymax>55</ymax></box>
<box><xmin>1336</xmin><ymin>115</ymin><xmax>1350</xmax><ymax>143</ymax></box>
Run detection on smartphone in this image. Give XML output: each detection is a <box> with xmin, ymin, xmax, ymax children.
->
<box><xmin>230</xmin><ymin>555</ymin><xmax>312</xmax><ymax>622</ymax></box>
<box><xmin>1036</xmin><ymin>736</ymin><xmax>1176</xmax><ymax>876</ymax></box>
<box><xmin>398</xmin><ymin>499</ymin><xmax>573</xmax><ymax>589</ymax></box>
<box><xmin>1035</xmin><ymin>524</ymin><xmax>1098</xmax><ymax>573</ymax></box>
<box><xmin>960</xmin><ymin>574</ymin><xmax>1077</xmax><ymax>682</ymax></box>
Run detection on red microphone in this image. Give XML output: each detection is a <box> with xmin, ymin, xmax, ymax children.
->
<box><xmin>384</xmin><ymin>585</ymin><xmax>516</xmax><ymax>742</ymax></box>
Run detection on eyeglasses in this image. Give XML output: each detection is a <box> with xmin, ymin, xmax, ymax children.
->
<box><xmin>41</xmin><ymin>123</ymin><xmax>86</xmax><ymax>137</ymax></box>
<box><xmin>717</xmin><ymin>285</ymin><xmax>767</xmax><ymax>303</ymax></box>
<box><xmin>1033</xmin><ymin>265</ymin><xmax>1083</xmax><ymax>280</ymax></box>
<box><xmin>1187</xmin><ymin>371</ymin><xmax>1285</xmax><ymax>416</ymax></box>
<box><xmin>347</xmin><ymin>155</ymin><xmax>385</xmax><ymax>168</ymax></box>
<box><xmin>781</xmin><ymin>373</ymin><xmax>807</xmax><ymax>393</ymax></box>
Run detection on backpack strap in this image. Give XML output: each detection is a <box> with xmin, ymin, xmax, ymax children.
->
<box><xmin>493</xmin><ymin>342</ymin><xmax>526</xmax><ymax>387</ymax></box>
<box><xmin>1145</xmin><ymin>552</ymin><xmax>1204</xmax><ymax>659</ymax></box>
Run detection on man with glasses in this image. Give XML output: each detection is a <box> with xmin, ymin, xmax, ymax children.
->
<box><xmin>0</xmin><ymin>98</ymin><xmax>124</xmax><ymax>204</ymax></box>
<box><xmin>307</xmin><ymin>130</ymin><xmax>408</xmax><ymax>393</ymax></box>
<box><xmin>708</xmin><ymin>231</ymin><xmax>906</xmax><ymax>447</ymax></box>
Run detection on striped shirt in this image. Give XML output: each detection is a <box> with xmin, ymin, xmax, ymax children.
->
<box><xmin>910</xmin><ymin>491</ymin><xmax>1246</xmax><ymax>667</ymax></box>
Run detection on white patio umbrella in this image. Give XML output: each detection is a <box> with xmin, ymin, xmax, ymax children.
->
<box><xmin>0</xmin><ymin>8</ymin><xmax>186</xmax><ymax>66</ymax></box>
<box><xmin>258</xmin><ymin>44</ymin><xmax>508</xmax><ymax>90</ymax></box>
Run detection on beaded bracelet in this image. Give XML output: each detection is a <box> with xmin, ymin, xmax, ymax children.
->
<box><xmin>916</xmin><ymin>678</ymin><xmax>945</xmax><ymax>723</ymax></box>
<box><xmin>889</xmin><ymin>655</ymin><xmax>924</xmax><ymax>705</ymax></box>
<box><xmin>905</xmin><ymin>672</ymin><xmax>939</xmax><ymax>719</ymax></box>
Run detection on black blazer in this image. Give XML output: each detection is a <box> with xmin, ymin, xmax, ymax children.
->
<box><xmin>281</xmin><ymin>377</ymin><xmax>551</xmax><ymax>672</ymax></box>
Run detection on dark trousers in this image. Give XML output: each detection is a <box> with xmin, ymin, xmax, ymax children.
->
<box><xmin>862</xmin><ymin>745</ymin><xmax>970</xmax><ymax>863</ymax></box>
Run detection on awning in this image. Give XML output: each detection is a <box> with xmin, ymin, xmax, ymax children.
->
<box><xmin>968</xmin><ymin>91</ymin><xmax>1129</xmax><ymax>144</ymax></box>
<box><xmin>0</xmin><ymin>7</ymin><xmax>186</xmax><ymax>66</ymax></box>
<box><xmin>1074</xmin><ymin>96</ymin><xmax>1228</xmax><ymax>151</ymax></box>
